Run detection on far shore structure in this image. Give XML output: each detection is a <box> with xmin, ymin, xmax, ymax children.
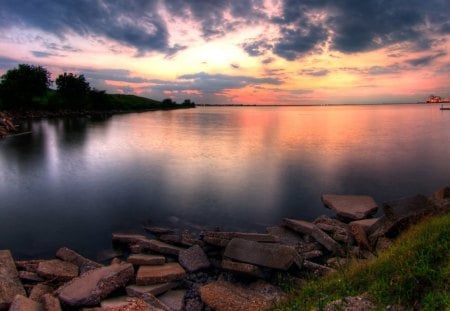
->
<box><xmin>1</xmin><ymin>187</ymin><xmax>449</xmax><ymax>310</ymax></box>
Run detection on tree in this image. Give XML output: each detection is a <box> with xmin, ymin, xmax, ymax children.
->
<box><xmin>181</xmin><ymin>99</ymin><xmax>195</xmax><ymax>107</ymax></box>
<box><xmin>0</xmin><ymin>64</ymin><xmax>52</xmax><ymax>109</ymax></box>
<box><xmin>55</xmin><ymin>73</ymin><xmax>91</xmax><ymax>107</ymax></box>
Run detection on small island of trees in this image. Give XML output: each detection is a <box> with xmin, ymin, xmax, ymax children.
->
<box><xmin>0</xmin><ymin>64</ymin><xmax>196</xmax><ymax>112</ymax></box>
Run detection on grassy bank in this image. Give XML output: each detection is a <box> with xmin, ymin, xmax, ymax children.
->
<box><xmin>274</xmin><ymin>212</ymin><xmax>450</xmax><ymax>310</ymax></box>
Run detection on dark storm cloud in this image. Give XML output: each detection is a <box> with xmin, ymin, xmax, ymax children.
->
<box><xmin>0</xmin><ymin>0</ymin><xmax>171</xmax><ymax>55</ymax></box>
<box><xmin>242</xmin><ymin>40</ymin><xmax>273</xmax><ymax>57</ymax></box>
<box><xmin>405</xmin><ymin>52</ymin><xmax>447</xmax><ymax>67</ymax></box>
<box><xmin>270</xmin><ymin>0</ymin><xmax>450</xmax><ymax>60</ymax></box>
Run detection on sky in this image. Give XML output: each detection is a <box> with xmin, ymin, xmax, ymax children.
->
<box><xmin>0</xmin><ymin>0</ymin><xmax>449</xmax><ymax>105</ymax></box>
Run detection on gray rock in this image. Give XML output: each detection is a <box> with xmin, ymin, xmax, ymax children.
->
<box><xmin>266</xmin><ymin>226</ymin><xmax>303</xmax><ymax>246</ymax></box>
<box><xmin>127</xmin><ymin>254</ymin><xmax>165</xmax><ymax>266</ymax></box>
<box><xmin>178</xmin><ymin>245</ymin><xmax>210</xmax><ymax>272</ymax></box>
<box><xmin>41</xmin><ymin>294</ymin><xmax>61</xmax><ymax>311</ymax></box>
<box><xmin>56</xmin><ymin>262</ymin><xmax>134</xmax><ymax>307</ymax></box>
<box><xmin>303</xmin><ymin>260</ymin><xmax>335</xmax><ymax>275</ymax></box>
<box><xmin>283</xmin><ymin>219</ymin><xmax>342</xmax><ymax>254</ymax></box>
<box><xmin>350</xmin><ymin>223</ymin><xmax>371</xmax><ymax>251</ymax></box>
<box><xmin>8</xmin><ymin>295</ymin><xmax>42</xmax><ymax>311</ymax></box>
<box><xmin>321</xmin><ymin>194</ymin><xmax>378</xmax><ymax>220</ymax></box>
<box><xmin>143</xmin><ymin>226</ymin><xmax>177</xmax><ymax>235</ymax></box>
<box><xmin>56</xmin><ymin>247</ymin><xmax>102</xmax><ymax>273</ymax></box>
<box><xmin>36</xmin><ymin>260</ymin><xmax>79</xmax><ymax>282</ymax></box>
<box><xmin>0</xmin><ymin>250</ymin><xmax>26</xmax><ymax>309</ymax></box>
<box><xmin>158</xmin><ymin>290</ymin><xmax>185</xmax><ymax>311</ymax></box>
<box><xmin>126</xmin><ymin>283</ymin><xmax>178</xmax><ymax>297</ymax></box>
<box><xmin>112</xmin><ymin>233</ymin><xmax>147</xmax><ymax>244</ymax></box>
<box><xmin>136</xmin><ymin>239</ymin><xmax>185</xmax><ymax>257</ymax></box>
<box><xmin>204</xmin><ymin>231</ymin><xmax>278</xmax><ymax>242</ymax></box>
<box><xmin>14</xmin><ymin>260</ymin><xmax>43</xmax><ymax>273</ymax></box>
<box><xmin>223</xmin><ymin>238</ymin><xmax>300</xmax><ymax>270</ymax></box>
<box><xmin>433</xmin><ymin>186</ymin><xmax>450</xmax><ymax>200</ymax></box>
<box><xmin>221</xmin><ymin>260</ymin><xmax>264</xmax><ymax>278</ymax></box>
<box><xmin>314</xmin><ymin>215</ymin><xmax>353</xmax><ymax>244</ymax></box>
<box><xmin>136</xmin><ymin>263</ymin><xmax>186</xmax><ymax>285</ymax></box>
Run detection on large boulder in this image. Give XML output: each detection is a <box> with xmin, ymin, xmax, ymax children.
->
<box><xmin>0</xmin><ymin>250</ymin><xmax>26</xmax><ymax>310</ymax></box>
<box><xmin>178</xmin><ymin>245</ymin><xmax>210</xmax><ymax>272</ymax></box>
<box><xmin>200</xmin><ymin>281</ymin><xmax>274</xmax><ymax>311</ymax></box>
<box><xmin>223</xmin><ymin>238</ymin><xmax>300</xmax><ymax>270</ymax></box>
<box><xmin>321</xmin><ymin>195</ymin><xmax>378</xmax><ymax>220</ymax></box>
<box><xmin>136</xmin><ymin>263</ymin><xmax>186</xmax><ymax>285</ymax></box>
<box><xmin>36</xmin><ymin>260</ymin><xmax>79</xmax><ymax>282</ymax></box>
<box><xmin>314</xmin><ymin>215</ymin><xmax>353</xmax><ymax>244</ymax></box>
<box><xmin>283</xmin><ymin>219</ymin><xmax>342</xmax><ymax>254</ymax></box>
<box><xmin>56</xmin><ymin>262</ymin><xmax>134</xmax><ymax>307</ymax></box>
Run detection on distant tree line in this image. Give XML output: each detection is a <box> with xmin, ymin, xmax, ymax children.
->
<box><xmin>0</xmin><ymin>64</ymin><xmax>195</xmax><ymax>111</ymax></box>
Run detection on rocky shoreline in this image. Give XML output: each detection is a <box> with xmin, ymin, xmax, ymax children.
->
<box><xmin>1</xmin><ymin>187</ymin><xmax>449</xmax><ymax>311</ymax></box>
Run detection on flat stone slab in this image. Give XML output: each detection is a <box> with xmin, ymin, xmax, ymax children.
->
<box><xmin>224</xmin><ymin>238</ymin><xmax>299</xmax><ymax>270</ymax></box>
<box><xmin>127</xmin><ymin>254</ymin><xmax>165</xmax><ymax>266</ymax></box>
<box><xmin>321</xmin><ymin>194</ymin><xmax>378</xmax><ymax>220</ymax></box>
<box><xmin>204</xmin><ymin>232</ymin><xmax>278</xmax><ymax>242</ymax></box>
<box><xmin>8</xmin><ymin>295</ymin><xmax>42</xmax><ymax>311</ymax></box>
<box><xmin>0</xmin><ymin>250</ymin><xmax>26</xmax><ymax>309</ymax></box>
<box><xmin>36</xmin><ymin>259</ymin><xmax>79</xmax><ymax>282</ymax></box>
<box><xmin>57</xmin><ymin>262</ymin><xmax>134</xmax><ymax>307</ymax></box>
<box><xmin>283</xmin><ymin>219</ymin><xmax>341</xmax><ymax>254</ymax></box>
<box><xmin>99</xmin><ymin>297</ymin><xmax>162</xmax><ymax>311</ymax></box>
<box><xmin>200</xmin><ymin>281</ymin><xmax>272</xmax><ymax>311</ymax></box>
<box><xmin>178</xmin><ymin>245</ymin><xmax>210</xmax><ymax>272</ymax></box>
<box><xmin>127</xmin><ymin>283</ymin><xmax>178</xmax><ymax>297</ymax></box>
<box><xmin>222</xmin><ymin>259</ymin><xmax>264</xmax><ymax>278</ymax></box>
<box><xmin>113</xmin><ymin>234</ymin><xmax>185</xmax><ymax>256</ymax></box>
<box><xmin>29</xmin><ymin>284</ymin><xmax>53</xmax><ymax>302</ymax></box>
<box><xmin>56</xmin><ymin>247</ymin><xmax>102</xmax><ymax>272</ymax></box>
<box><xmin>266</xmin><ymin>226</ymin><xmax>303</xmax><ymax>246</ymax></box>
<box><xmin>18</xmin><ymin>271</ymin><xmax>44</xmax><ymax>283</ymax></box>
<box><xmin>136</xmin><ymin>263</ymin><xmax>186</xmax><ymax>285</ymax></box>
<box><xmin>349</xmin><ymin>218</ymin><xmax>379</xmax><ymax>233</ymax></box>
<box><xmin>158</xmin><ymin>290</ymin><xmax>185</xmax><ymax>311</ymax></box>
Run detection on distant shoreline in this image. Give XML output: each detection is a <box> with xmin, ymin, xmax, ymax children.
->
<box><xmin>199</xmin><ymin>102</ymin><xmax>430</xmax><ymax>107</ymax></box>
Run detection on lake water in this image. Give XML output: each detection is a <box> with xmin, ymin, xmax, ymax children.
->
<box><xmin>1</xmin><ymin>104</ymin><xmax>449</xmax><ymax>259</ymax></box>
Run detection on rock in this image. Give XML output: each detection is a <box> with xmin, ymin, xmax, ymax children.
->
<box><xmin>143</xmin><ymin>226</ymin><xmax>176</xmax><ymax>235</ymax></box>
<box><xmin>283</xmin><ymin>219</ymin><xmax>342</xmax><ymax>254</ymax></box>
<box><xmin>321</xmin><ymin>194</ymin><xmax>378</xmax><ymax>220</ymax></box>
<box><xmin>112</xmin><ymin>234</ymin><xmax>185</xmax><ymax>256</ymax></box>
<box><xmin>302</xmin><ymin>250</ymin><xmax>323</xmax><ymax>259</ymax></box>
<box><xmin>56</xmin><ymin>262</ymin><xmax>134</xmax><ymax>307</ymax></box>
<box><xmin>14</xmin><ymin>260</ymin><xmax>43</xmax><ymax>273</ymax></box>
<box><xmin>29</xmin><ymin>284</ymin><xmax>53</xmax><ymax>302</ymax></box>
<box><xmin>127</xmin><ymin>254</ymin><xmax>165</xmax><ymax>266</ymax></box>
<box><xmin>314</xmin><ymin>215</ymin><xmax>353</xmax><ymax>244</ymax></box>
<box><xmin>222</xmin><ymin>260</ymin><xmax>264</xmax><ymax>278</ymax></box>
<box><xmin>326</xmin><ymin>257</ymin><xmax>350</xmax><ymax>269</ymax></box>
<box><xmin>350</xmin><ymin>223</ymin><xmax>371</xmax><ymax>251</ymax></box>
<box><xmin>41</xmin><ymin>294</ymin><xmax>62</xmax><ymax>311</ymax></box>
<box><xmin>101</xmin><ymin>296</ymin><xmax>133</xmax><ymax>308</ymax></box>
<box><xmin>96</xmin><ymin>249</ymin><xmax>124</xmax><ymax>262</ymax></box>
<box><xmin>247</xmin><ymin>280</ymin><xmax>286</xmax><ymax>304</ymax></box>
<box><xmin>126</xmin><ymin>283</ymin><xmax>178</xmax><ymax>297</ymax></box>
<box><xmin>324</xmin><ymin>293</ymin><xmax>375</xmax><ymax>311</ymax></box>
<box><xmin>203</xmin><ymin>236</ymin><xmax>230</xmax><ymax>247</ymax></box>
<box><xmin>178</xmin><ymin>245</ymin><xmax>210</xmax><ymax>272</ymax></box>
<box><xmin>136</xmin><ymin>239</ymin><xmax>185</xmax><ymax>257</ymax></box>
<box><xmin>368</xmin><ymin>195</ymin><xmax>434</xmax><ymax>242</ymax></box>
<box><xmin>8</xmin><ymin>295</ymin><xmax>42</xmax><ymax>311</ymax></box>
<box><xmin>265</xmin><ymin>226</ymin><xmax>303</xmax><ymax>246</ymax></box>
<box><xmin>223</xmin><ymin>238</ymin><xmax>300</xmax><ymax>270</ymax></box>
<box><xmin>158</xmin><ymin>290</ymin><xmax>185</xmax><ymax>311</ymax></box>
<box><xmin>136</xmin><ymin>263</ymin><xmax>186</xmax><ymax>285</ymax></box>
<box><xmin>131</xmin><ymin>293</ymin><xmax>170</xmax><ymax>311</ymax></box>
<box><xmin>0</xmin><ymin>250</ymin><xmax>26</xmax><ymax>309</ymax></box>
<box><xmin>18</xmin><ymin>271</ymin><xmax>44</xmax><ymax>283</ymax></box>
<box><xmin>349</xmin><ymin>218</ymin><xmax>379</xmax><ymax>233</ymax></box>
<box><xmin>97</xmin><ymin>297</ymin><xmax>163</xmax><ymax>311</ymax></box>
<box><xmin>56</xmin><ymin>247</ymin><xmax>102</xmax><ymax>273</ymax></box>
<box><xmin>303</xmin><ymin>260</ymin><xmax>335</xmax><ymax>275</ymax></box>
<box><xmin>433</xmin><ymin>186</ymin><xmax>450</xmax><ymax>200</ymax></box>
<box><xmin>204</xmin><ymin>232</ymin><xmax>278</xmax><ymax>242</ymax></box>
<box><xmin>200</xmin><ymin>280</ymin><xmax>273</xmax><ymax>311</ymax></box>
<box><xmin>36</xmin><ymin>260</ymin><xmax>79</xmax><ymax>282</ymax></box>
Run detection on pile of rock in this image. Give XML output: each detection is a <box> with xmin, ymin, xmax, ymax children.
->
<box><xmin>0</xmin><ymin>112</ymin><xmax>16</xmax><ymax>138</ymax></box>
<box><xmin>1</xmin><ymin>187</ymin><xmax>448</xmax><ymax>311</ymax></box>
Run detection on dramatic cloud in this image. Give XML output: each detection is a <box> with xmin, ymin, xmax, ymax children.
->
<box><xmin>31</xmin><ymin>51</ymin><xmax>59</xmax><ymax>58</ymax></box>
<box><xmin>405</xmin><ymin>52</ymin><xmax>447</xmax><ymax>67</ymax></box>
<box><xmin>300</xmin><ymin>69</ymin><xmax>329</xmax><ymax>77</ymax></box>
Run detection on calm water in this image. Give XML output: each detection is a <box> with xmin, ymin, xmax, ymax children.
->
<box><xmin>1</xmin><ymin>104</ymin><xmax>449</xmax><ymax>259</ymax></box>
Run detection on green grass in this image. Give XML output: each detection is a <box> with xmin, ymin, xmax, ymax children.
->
<box><xmin>273</xmin><ymin>212</ymin><xmax>450</xmax><ymax>310</ymax></box>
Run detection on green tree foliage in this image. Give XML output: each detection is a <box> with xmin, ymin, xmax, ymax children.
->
<box><xmin>55</xmin><ymin>73</ymin><xmax>91</xmax><ymax>107</ymax></box>
<box><xmin>88</xmin><ymin>89</ymin><xmax>110</xmax><ymax>109</ymax></box>
<box><xmin>0</xmin><ymin>64</ymin><xmax>52</xmax><ymax>109</ymax></box>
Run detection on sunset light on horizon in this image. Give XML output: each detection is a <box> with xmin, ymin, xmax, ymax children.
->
<box><xmin>1</xmin><ymin>0</ymin><xmax>449</xmax><ymax>105</ymax></box>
